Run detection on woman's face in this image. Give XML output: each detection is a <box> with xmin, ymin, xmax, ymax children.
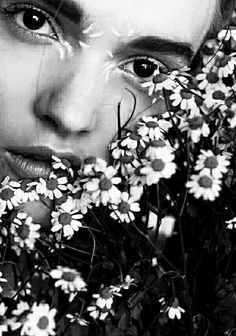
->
<box><xmin>0</xmin><ymin>0</ymin><xmax>216</xmax><ymax>182</ymax></box>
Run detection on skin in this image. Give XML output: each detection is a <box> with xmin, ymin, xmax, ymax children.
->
<box><xmin>0</xmin><ymin>0</ymin><xmax>217</xmax><ymax>221</ymax></box>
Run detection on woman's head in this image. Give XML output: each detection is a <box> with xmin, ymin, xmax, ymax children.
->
<box><xmin>0</xmin><ymin>0</ymin><xmax>233</xmax><ymax>183</ymax></box>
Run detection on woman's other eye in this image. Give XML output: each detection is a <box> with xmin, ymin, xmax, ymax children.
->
<box><xmin>119</xmin><ymin>57</ymin><xmax>169</xmax><ymax>83</ymax></box>
<box><xmin>2</xmin><ymin>4</ymin><xmax>62</xmax><ymax>41</ymax></box>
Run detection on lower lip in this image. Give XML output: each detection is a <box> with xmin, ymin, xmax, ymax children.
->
<box><xmin>5</xmin><ymin>151</ymin><xmax>51</xmax><ymax>179</ymax></box>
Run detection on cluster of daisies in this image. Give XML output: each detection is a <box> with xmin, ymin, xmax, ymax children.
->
<box><xmin>0</xmin><ymin>17</ymin><xmax>236</xmax><ymax>336</ymax></box>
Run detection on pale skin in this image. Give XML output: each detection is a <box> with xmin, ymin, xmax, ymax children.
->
<box><xmin>0</xmin><ymin>0</ymin><xmax>217</xmax><ymax>221</ymax></box>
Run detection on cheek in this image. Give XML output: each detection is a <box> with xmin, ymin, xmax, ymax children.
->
<box><xmin>104</xmin><ymin>75</ymin><xmax>166</xmax><ymax>131</ymax></box>
<box><xmin>0</xmin><ymin>45</ymin><xmax>56</xmax><ymax>146</ymax></box>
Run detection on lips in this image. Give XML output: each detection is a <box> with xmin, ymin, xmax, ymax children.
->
<box><xmin>4</xmin><ymin>147</ymin><xmax>82</xmax><ymax>180</ymax></box>
<box><xmin>5</xmin><ymin>150</ymin><xmax>52</xmax><ymax>179</ymax></box>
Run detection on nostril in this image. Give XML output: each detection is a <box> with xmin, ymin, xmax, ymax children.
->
<box><xmin>38</xmin><ymin>115</ymin><xmax>60</xmax><ymax>132</ymax></box>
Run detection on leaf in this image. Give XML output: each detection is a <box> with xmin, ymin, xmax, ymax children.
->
<box><xmin>118</xmin><ymin>312</ymin><xmax>130</xmax><ymax>330</ymax></box>
<box><xmin>131</xmin><ymin>303</ymin><xmax>142</xmax><ymax>320</ymax></box>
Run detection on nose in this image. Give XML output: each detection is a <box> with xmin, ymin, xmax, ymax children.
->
<box><xmin>34</xmin><ymin>51</ymin><xmax>103</xmax><ymax>136</ymax></box>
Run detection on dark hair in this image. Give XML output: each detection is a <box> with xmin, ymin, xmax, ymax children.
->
<box><xmin>207</xmin><ymin>0</ymin><xmax>235</xmax><ymax>38</ymax></box>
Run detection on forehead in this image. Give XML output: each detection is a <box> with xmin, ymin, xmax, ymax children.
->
<box><xmin>76</xmin><ymin>0</ymin><xmax>216</xmax><ymax>52</ymax></box>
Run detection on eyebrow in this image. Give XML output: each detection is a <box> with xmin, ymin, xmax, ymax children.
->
<box><xmin>43</xmin><ymin>0</ymin><xmax>82</xmax><ymax>23</ymax></box>
<box><xmin>125</xmin><ymin>36</ymin><xmax>194</xmax><ymax>62</ymax></box>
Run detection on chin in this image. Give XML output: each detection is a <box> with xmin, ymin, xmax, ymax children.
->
<box><xmin>17</xmin><ymin>199</ymin><xmax>52</xmax><ymax>227</ymax></box>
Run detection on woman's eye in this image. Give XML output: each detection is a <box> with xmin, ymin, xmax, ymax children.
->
<box><xmin>16</xmin><ymin>8</ymin><xmax>52</xmax><ymax>35</ymax></box>
<box><xmin>2</xmin><ymin>4</ymin><xmax>62</xmax><ymax>41</ymax></box>
<box><xmin>119</xmin><ymin>57</ymin><xmax>168</xmax><ymax>82</ymax></box>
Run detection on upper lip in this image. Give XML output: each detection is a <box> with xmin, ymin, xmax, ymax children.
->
<box><xmin>7</xmin><ymin>146</ymin><xmax>82</xmax><ymax>169</ymax></box>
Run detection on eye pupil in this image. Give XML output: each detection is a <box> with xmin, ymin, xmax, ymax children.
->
<box><xmin>133</xmin><ymin>60</ymin><xmax>157</xmax><ymax>78</ymax></box>
<box><xmin>23</xmin><ymin>9</ymin><xmax>46</xmax><ymax>30</ymax></box>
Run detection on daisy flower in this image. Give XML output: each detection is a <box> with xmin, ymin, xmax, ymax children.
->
<box><xmin>141</xmin><ymin>151</ymin><xmax>176</xmax><ymax>186</ymax></box>
<box><xmin>0</xmin><ymin>177</ymin><xmax>21</xmax><ymax>211</ymax></box>
<box><xmin>110</xmin><ymin>192</ymin><xmax>140</xmax><ymax>223</ymax></box>
<box><xmin>82</xmin><ymin>157</ymin><xmax>107</xmax><ymax>176</ymax></box>
<box><xmin>145</xmin><ymin>139</ymin><xmax>175</xmax><ymax>160</ymax></box>
<box><xmin>141</xmin><ymin>72</ymin><xmax>176</xmax><ymax>96</ymax></box>
<box><xmin>169</xmin><ymin>85</ymin><xmax>198</xmax><ymax>111</ymax></box>
<box><xmin>0</xmin><ymin>302</ymin><xmax>8</xmax><ymax>335</ymax></box>
<box><xmin>0</xmin><ymin>272</ymin><xmax>7</xmax><ymax>294</ymax></box>
<box><xmin>144</xmin><ymin>66</ymin><xmax>190</xmax><ymax>97</ymax></box>
<box><xmin>217</xmin><ymin>54</ymin><xmax>236</xmax><ymax>78</ymax></box>
<box><xmin>87</xmin><ymin>305</ymin><xmax>109</xmax><ymax>320</ymax></box>
<box><xmin>66</xmin><ymin>313</ymin><xmax>89</xmax><ymax>326</ymax></box>
<box><xmin>52</xmin><ymin>156</ymin><xmax>74</xmax><ymax>177</ymax></box>
<box><xmin>15</xmin><ymin>179</ymin><xmax>39</xmax><ymax>203</ymax></box>
<box><xmin>120</xmin><ymin>131</ymin><xmax>146</xmax><ymax>149</ymax></box>
<box><xmin>111</xmin><ymin>275</ymin><xmax>135</xmax><ymax>293</ymax></box>
<box><xmin>186</xmin><ymin>169</ymin><xmax>222</xmax><ymax>201</ymax></box>
<box><xmin>9</xmin><ymin>301</ymin><xmax>30</xmax><ymax>331</ymax></box>
<box><xmin>204</xmin><ymin>86</ymin><xmax>231</xmax><ymax>109</ymax></box>
<box><xmin>36</xmin><ymin>173</ymin><xmax>68</xmax><ymax>200</ymax></box>
<box><xmin>51</xmin><ymin>197</ymin><xmax>83</xmax><ymax>238</ymax></box>
<box><xmin>11</xmin><ymin>212</ymin><xmax>41</xmax><ymax>253</ymax></box>
<box><xmin>83</xmin><ymin>166</ymin><xmax>121</xmax><ymax>206</ymax></box>
<box><xmin>130</xmin><ymin>184</ymin><xmax>144</xmax><ymax>201</ymax></box>
<box><xmin>195</xmin><ymin>150</ymin><xmax>230</xmax><ymax>178</ymax></box>
<box><xmin>218</xmin><ymin>28</ymin><xmax>236</xmax><ymax>42</ymax></box>
<box><xmin>224</xmin><ymin>105</ymin><xmax>236</xmax><ymax>128</ymax></box>
<box><xmin>74</xmin><ymin>191</ymin><xmax>93</xmax><ymax>215</ymax></box>
<box><xmin>50</xmin><ymin>266</ymin><xmax>86</xmax><ymax>298</ymax></box>
<box><xmin>129</xmin><ymin>164</ymin><xmax>148</xmax><ymax>186</ymax></box>
<box><xmin>179</xmin><ymin>114</ymin><xmax>210</xmax><ymax>143</ymax></box>
<box><xmin>138</xmin><ymin>116</ymin><xmax>172</xmax><ymax>140</ymax></box>
<box><xmin>92</xmin><ymin>286</ymin><xmax>120</xmax><ymax>310</ymax></box>
<box><xmin>196</xmin><ymin>69</ymin><xmax>221</xmax><ymax>91</ymax></box>
<box><xmin>111</xmin><ymin>146</ymin><xmax>139</xmax><ymax>176</ymax></box>
<box><xmin>226</xmin><ymin>217</ymin><xmax>236</xmax><ymax>230</ymax></box>
<box><xmin>21</xmin><ymin>303</ymin><xmax>56</xmax><ymax>336</ymax></box>
<box><xmin>167</xmin><ymin>298</ymin><xmax>185</xmax><ymax>320</ymax></box>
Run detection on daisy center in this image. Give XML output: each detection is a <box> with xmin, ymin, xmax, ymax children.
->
<box><xmin>212</xmin><ymin>90</ymin><xmax>225</xmax><ymax>100</ymax></box>
<box><xmin>204</xmin><ymin>156</ymin><xmax>218</xmax><ymax>169</ymax></box>
<box><xmin>151</xmin><ymin>159</ymin><xmax>165</xmax><ymax>172</ymax></box>
<box><xmin>150</xmin><ymin>139</ymin><xmax>165</xmax><ymax>148</ymax></box>
<box><xmin>146</xmin><ymin>121</ymin><xmax>159</xmax><ymax>128</ymax></box>
<box><xmin>58</xmin><ymin>213</ymin><xmax>72</xmax><ymax>226</ymax></box>
<box><xmin>219</xmin><ymin>56</ymin><xmax>231</xmax><ymax>67</ymax></box>
<box><xmin>100</xmin><ymin>287</ymin><xmax>113</xmax><ymax>300</ymax></box>
<box><xmin>21</xmin><ymin>179</ymin><xmax>32</xmax><ymax>192</ymax></box>
<box><xmin>0</xmin><ymin>188</ymin><xmax>14</xmax><ymax>201</ymax></box>
<box><xmin>130</xmin><ymin>133</ymin><xmax>141</xmax><ymax>141</ymax></box>
<box><xmin>118</xmin><ymin>201</ymin><xmax>130</xmax><ymax>214</ymax></box>
<box><xmin>62</xmin><ymin>271</ymin><xmax>76</xmax><ymax>282</ymax></box>
<box><xmin>37</xmin><ymin>316</ymin><xmax>49</xmax><ymax>330</ymax></box>
<box><xmin>46</xmin><ymin>178</ymin><xmax>58</xmax><ymax>191</ymax></box>
<box><xmin>55</xmin><ymin>194</ymin><xmax>67</xmax><ymax>205</ymax></box>
<box><xmin>120</xmin><ymin>154</ymin><xmax>134</xmax><ymax>164</ymax></box>
<box><xmin>188</xmin><ymin>117</ymin><xmax>203</xmax><ymax>130</ymax></box>
<box><xmin>17</xmin><ymin>224</ymin><xmax>30</xmax><ymax>239</ymax></box>
<box><xmin>99</xmin><ymin>178</ymin><xmax>112</xmax><ymax>191</ymax></box>
<box><xmin>61</xmin><ymin>158</ymin><xmax>72</xmax><ymax>168</ymax></box>
<box><xmin>84</xmin><ymin>156</ymin><xmax>97</xmax><ymax>165</ymax></box>
<box><xmin>226</xmin><ymin>108</ymin><xmax>235</xmax><ymax>119</ymax></box>
<box><xmin>180</xmin><ymin>89</ymin><xmax>192</xmax><ymax>100</ymax></box>
<box><xmin>198</xmin><ymin>176</ymin><xmax>213</xmax><ymax>188</ymax></box>
<box><xmin>206</xmin><ymin>72</ymin><xmax>218</xmax><ymax>83</ymax></box>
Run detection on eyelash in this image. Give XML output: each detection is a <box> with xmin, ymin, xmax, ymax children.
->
<box><xmin>1</xmin><ymin>3</ymin><xmax>63</xmax><ymax>43</ymax></box>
